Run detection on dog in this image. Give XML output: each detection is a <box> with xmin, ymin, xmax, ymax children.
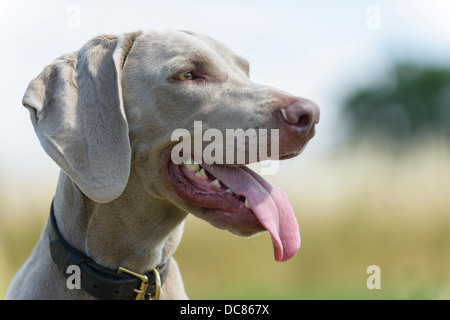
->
<box><xmin>6</xmin><ymin>30</ymin><xmax>319</xmax><ymax>299</ymax></box>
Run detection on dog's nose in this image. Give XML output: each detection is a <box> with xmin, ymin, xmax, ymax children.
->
<box><xmin>280</xmin><ymin>97</ymin><xmax>320</xmax><ymax>135</ymax></box>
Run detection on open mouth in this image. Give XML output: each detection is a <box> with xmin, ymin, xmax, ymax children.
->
<box><xmin>166</xmin><ymin>151</ymin><xmax>301</xmax><ymax>262</ymax></box>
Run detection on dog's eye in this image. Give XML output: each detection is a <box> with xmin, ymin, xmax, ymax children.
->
<box><xmin>178</xmin><ymin>72</ymin><xmax>195</xmax><ymax>81</ymax></box>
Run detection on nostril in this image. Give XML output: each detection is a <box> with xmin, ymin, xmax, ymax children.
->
<box><xmin>297</xmin><ymin>114</ymin><xmax>310</xmax><ymax>129</ymax></box>
<box><xmin>280</xmin><ymin>97</ymin><xmax>319</xmax><ymax>133</ymax></box>
<box><xmin>280</xmin><ymin>108</ymin><xmax>312</xmax><ymax>129</ymax></box>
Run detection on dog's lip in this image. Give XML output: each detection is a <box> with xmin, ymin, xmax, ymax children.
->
<box><xmin>165</xmin><ymin>154</ymin><xmax>256</xmax><ymax>216</ymax></box>
<box><xmin>164</xmin><ymin>149</ymin><xmax>301</xmax><ymax>262</ymax></box>
<box><xmin>165</xmin><ymin>153</ymin><xmax>264</xmax><ymax>236</ymax></box>
<box><xmin>279</xmin><ymin>151</ymin><xmax>301</xmax><ymax>160</ymax></box>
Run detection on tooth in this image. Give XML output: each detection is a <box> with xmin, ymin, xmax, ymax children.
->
<box><xmin>210</xmin><ymin>179</ymin><xmax>221</xmax><ymax>188</ymax></box>
<box><xmin>195</xmin><ymin>168</ymin><xmax>208</xmax><ymax>179</ymax></box>
<box><xmin>226</xmin><ymin>188</ymin><xmax>233</xmax><ymax>194</ymax></box>
<box><xmin>184</xmin><ymin>161</ymin><xmax>199</xmax><ymax>172</ymax></box>
<box><xmin>244</xmin><ymin>198</ymin><xmax>251</xmax><ymax>209</ymax></box>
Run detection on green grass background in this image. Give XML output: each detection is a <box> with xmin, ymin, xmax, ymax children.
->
<box><xmin>1</xmin><ymin>140</ymin><xmax>450</xmax><ymax>299</ymax></box>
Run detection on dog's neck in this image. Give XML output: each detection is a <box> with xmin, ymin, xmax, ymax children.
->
<box><xmin>52</xmin><ymin>171</ymin><xmax>187</xmax><ymax>274</ymax></box>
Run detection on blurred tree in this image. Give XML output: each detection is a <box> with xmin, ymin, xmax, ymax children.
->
<box><xmin>342</xmin><ymin>63</ymin><xmax>450</xmax><ymax>143</ymax></box>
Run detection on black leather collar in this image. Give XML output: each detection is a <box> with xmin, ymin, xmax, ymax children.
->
<box><xmin>48</xmin><ymin>201</ymin><xmax>170</xmax><ymax>300</ymax></box>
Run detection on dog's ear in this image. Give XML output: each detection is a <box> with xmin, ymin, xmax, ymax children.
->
<box><xmin>22</xmin><ymin>32</ymin><xmax>142</xmax><ymax>203</ymax></box>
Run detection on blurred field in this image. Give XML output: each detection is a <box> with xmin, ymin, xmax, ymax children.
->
<box><xmin>1</xmin><ymin>139</ymin><xmax>450</xmax><ymax>299</ymax></box>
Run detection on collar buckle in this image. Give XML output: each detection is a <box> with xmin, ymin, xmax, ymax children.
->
<box><xmin>118</xmin><ymin>266</ymin><xmax>161</xmax><ymax>300</ymax></box>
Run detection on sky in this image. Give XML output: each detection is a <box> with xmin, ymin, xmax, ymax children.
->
<box><xmin>0</xmin><ymin>0</ymin><xmax>450</xmax><ymax>192</ymax></box>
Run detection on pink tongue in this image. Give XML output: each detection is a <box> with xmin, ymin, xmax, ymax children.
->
<box><xmin>201</xmin><ymin>163</ymin><xmax>301</xmax><ymax>262</ymax></box>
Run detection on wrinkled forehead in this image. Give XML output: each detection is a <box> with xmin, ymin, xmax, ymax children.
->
<box><xmin>179</xmin><ymin>30</ymin><xmax>250</xmax><ymax>73</ymax></box>
<box><xmin>131</xmin><ymin>30</ymin><xmax>250</xmax><ymax>77</ymax></box>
